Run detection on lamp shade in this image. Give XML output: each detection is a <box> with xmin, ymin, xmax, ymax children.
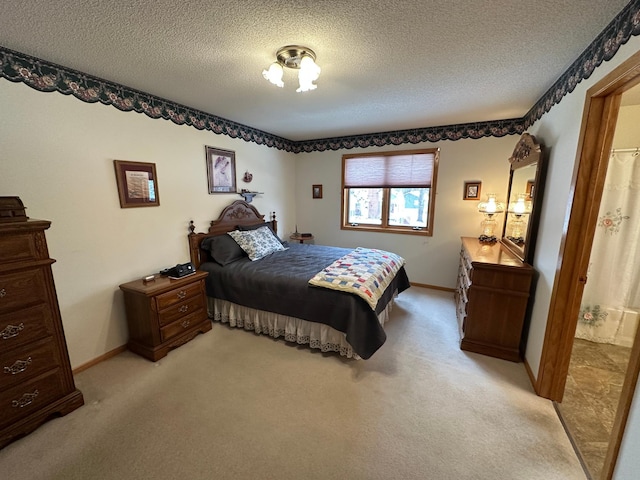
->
<box><xmin>508</xmin><ymin>193</ymin><xmax>531</xmax><ymax>215</ymax></box>
<box><xmin>296</xmin><ymin>55</ymin><xmax>321</xmax><ymax>92</ymax></box>
<box><xmin>477</xmin><ymin>194</ymin><xmax>505</xmax><ymax>214</ymax></box>
<box><xmin>262</xmin><ymin>62</ymin><xmax>284</xmax><ymax>87</ymax></box>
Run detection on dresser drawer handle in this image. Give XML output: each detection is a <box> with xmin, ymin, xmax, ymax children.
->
<box><xmin>12</xmin><ymin>390</ymin><xmax>39</xmax><ymax>408</ymax></box>
<box><xmin>1</xmin><ymin>323</ymin><xmax>25</xmax><ymax>340</ymax></box>
<box><xmin>4</xmin><ymin>357</ymin><xmax>32</xmax><ymax>375</ymax></box>
<box><xmin>0</xmin><ymin>288</ymin><xmax>6</xmax><ymax>298</ymax></box>
<box><xmin>179</xmin><ymin>305</ymin><xmax>189</xmax><ymax>313</ymax></box>
<box><xmin>181</xmin><ymin>319</ymin><xmax>190</xmax><ymax>329</ymax></box>
<box><xmin>177</xmin><ymin>290</ymin><xmax>187</xmax><ymax>299</ymax></box>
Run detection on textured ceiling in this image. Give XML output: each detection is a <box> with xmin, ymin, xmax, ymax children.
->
<box><xmin>0</xmin><ymin>0</ymin><xmax>632</xmax><ymax>141</ymax></box>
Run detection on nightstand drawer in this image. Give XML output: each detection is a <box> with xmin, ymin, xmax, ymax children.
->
<box><xmin>0</xmin><ymin>369</ymin><xmax>65</xmax><ymax>428</ymax></box>
<box><xmin>160</xmin><ymin>311</ymin><xmax>207</xmax><ymax>342</ymax></box>
<box><xmin>0</xmin><ymin>268</ymin><xmax>49</xmax><ymax>313</ymax></box>
<box><xmin>155</xmin><ymin>281</ymin><xmax>203</xmax><ymax>310</ymax></box>
<box><xmin>0</xmin><ymin>337</ymin><xmax>60</xmax><ymax>390</ymax></box>
<box><xmin>158</xmin><ymin>295</ymin><xmax>205</xmax><ymax>327</ymax></box>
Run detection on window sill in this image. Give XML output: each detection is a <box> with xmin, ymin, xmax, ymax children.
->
<box><xmin>341</xmin><ymin>225</ymin><xmax>431</xmax><ymax>236</ymax></box>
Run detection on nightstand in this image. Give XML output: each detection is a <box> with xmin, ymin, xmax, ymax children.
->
<box><xmin>289</xmin><ymin>233</ymin><xmax>314</xmax><ymax>243</ymax></box>
<box><xmin>119</xmin><ymin>270</ymin><xmax>211</xmax><ymax>361</ymax></box>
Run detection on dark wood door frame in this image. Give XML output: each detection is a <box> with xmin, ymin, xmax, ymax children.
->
<box><xmin>534</xmin><ymin>49</ymin><xmax>640</xmax><ymax>479</ymax></box>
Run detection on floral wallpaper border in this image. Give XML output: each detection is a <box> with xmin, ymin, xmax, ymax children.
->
<box><xmin>1</xmin><ymin>0</ymin><xmax>639</xmax><ymax>153</ymax></box>
<box><xmin>524</xmin><ymin>0</ymin><xmax>640</xmax><ymax>128</ymax></box>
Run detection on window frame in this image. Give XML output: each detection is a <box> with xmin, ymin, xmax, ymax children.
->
<box><xmin>341</xmin><ymin>148</ymin><xmax>439</xmax><ymax>236</ymax></box>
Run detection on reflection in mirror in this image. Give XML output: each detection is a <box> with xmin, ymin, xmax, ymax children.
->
<box><xmin>501</xmin><ymin>133</ymin><xmax>546</xmax><ymax>263</ymax></box>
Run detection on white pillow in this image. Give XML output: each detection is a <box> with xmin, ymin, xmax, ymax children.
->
<box><xmin>227</xmin><ymin>226</ymin><xmax>286</xmax><ymax>261</ymax></box>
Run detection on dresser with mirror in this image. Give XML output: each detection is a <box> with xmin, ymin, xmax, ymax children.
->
<box><xmin>454</xmin><ymin>133</ymin><xmax>547</xmax><ymax>361</ymax></box>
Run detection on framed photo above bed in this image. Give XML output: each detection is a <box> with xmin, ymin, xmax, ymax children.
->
<box><xmin>113</xmin><ymin>160</ymin><xmax>160</xmax><ymax>208</ymax></box>
<box><xmin>206</xmin><ymin>146</ymin><xmax>237</xmax><ymax>194</ymax></box>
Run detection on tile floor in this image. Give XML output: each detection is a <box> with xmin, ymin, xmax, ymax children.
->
<box><xmin>557</xmin><ymin>339</ymin><xmax>631</xmax><ymax>479</ymax></box>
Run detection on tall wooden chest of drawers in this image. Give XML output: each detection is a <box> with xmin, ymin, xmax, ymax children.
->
<box><xmin>0</xmin><ymin>217</ymin><xmax>84</xmax><ymax>449</ymax></box>
<box><xmin>454</xmin><ymin>237</ymin><xmax>533</xmax><ymax>362</ymax></box>
<box><xmin>119</xmin><ymin>270</ymin><xmax>211</xmax><ymax>361</ymax></box>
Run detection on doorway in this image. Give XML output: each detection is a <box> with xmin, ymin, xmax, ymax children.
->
<box><xmin>555</xmin><ymin>81</ymin><xmax>640</xmax><ymax>479</ymax></box>
<box><xmin>535</xmin><ymin>50</ymin><xmax>640</xmax><ymax>480</ymax></box>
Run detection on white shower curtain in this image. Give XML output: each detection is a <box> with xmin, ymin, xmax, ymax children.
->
<box><xmin>575</xmin><ymin>150</ymin><xmax>640</xmax><ymax>344</ymax></box>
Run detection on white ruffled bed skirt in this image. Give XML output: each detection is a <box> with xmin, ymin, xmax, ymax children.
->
<box><xmin>208</xmin><ymin>294</ymin><xmax>396</xmax><ymax>359</ymax></box>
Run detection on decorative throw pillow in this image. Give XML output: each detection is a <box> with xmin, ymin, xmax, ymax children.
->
<box><xmin>227</xmin><ymin>226</ymin><xmax>287</xmax><ymax>261</ymax></box>
<box><xmin>201</xmin><ymin>234</ymin><xmax>247</xmax><ymax>265</ymax></box>
<box><xmin>237</xmin><ymin>222</ymin><xmax>286</xmax><ymax>245</ymax></box>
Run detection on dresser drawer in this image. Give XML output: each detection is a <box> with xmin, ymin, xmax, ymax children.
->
<box><xmin>0</xmin><ymin>268</ymin><xmax>49</xmax><ymax>313</ymax></box>
<box><xmin>0</xmin><ymin>369</ymin><xmax>65</xmax><ymax>428</ymax></box>
<box><xmin>155</xmin><ymin>281</ymin><xmax>203</xmax><ymax>310</ymax></box>
<box><xmin>0</xmin><ymin>303</ymin><xmax>54</xmax><ymax>349</ymax></box>
<box><xmin>0</xmin><ymin>338</ymin><xmax>60</xmax><ymax>390</ymax></box>
<box><xmin>160</xmin><ymin>310</ymin><xmax>207</xmax><ymax>342</ymax></box>
<box><xmin>158</xmin><ymin>294</ymin><xmax>205</xmax><ymax>327</ymax></box>
<box><xmin>0</xmin><ymin>232</ymin><xmax>46</xmax><ymax>265</ymax></box>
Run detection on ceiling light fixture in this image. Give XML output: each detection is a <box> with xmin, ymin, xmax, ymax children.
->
<box><xmin>262</xmin><ymin>45</ymin><xmax>321</xmax><ymax>93</ymax></box>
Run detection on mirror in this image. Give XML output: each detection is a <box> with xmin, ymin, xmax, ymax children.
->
<box><xmin>501</xmin><ymin>133</ymin><xmax>547</xmax><ymax>263</ymax></box>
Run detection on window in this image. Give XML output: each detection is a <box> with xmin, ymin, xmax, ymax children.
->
<box><xmin>341</xmin><ymin>148</ymin><xmax>439</xmax><ymax>235</ymax></box>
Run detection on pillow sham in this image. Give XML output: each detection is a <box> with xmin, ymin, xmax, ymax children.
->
<box><xmin>227</xmin><ymin>226</ymin><xmax>287</xmax><ymax>261</ymax></box>
<box><xmin>201</xmin><ymin>234</ymin><xmax>247</xmax><ymax>265</ymax></box>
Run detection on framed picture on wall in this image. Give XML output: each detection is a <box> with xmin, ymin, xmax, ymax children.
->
<box><xmin>463</xmin><ymin>181</ymin><xmax>481</xmax><ymax>200</ymax></box>
<box><xmin>113</xmin><ymin>160</ymin><xmax>160</xmax><ymax>208</ymax></box>
<box><xmin>206</xmin><ymin>146</ymin><xmax>237</xmax><ymax>194</ymax></box>
<box><xmin>526</xmin><ymin>180</ymin><xmax>535</xmax><ymax>200</ymax></box>
<box><xmin>312</xmin><ymin>184</ymin><xmax>323</xmax><ymax>199</ymax></box>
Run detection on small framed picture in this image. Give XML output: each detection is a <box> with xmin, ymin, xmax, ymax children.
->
<box><xmin>206</xmin><ymin>146</ymin><xmax>236</xmax><ymax>194</ymax></box>
<box><xmin>312</xmin><ymin>184</ymin><xmax>323</xmax><ymax>199</ymax></box>
<box><xmin>463</xmin><ymin>181</ymin><xmax>481</xmax><ymax>200</ymax></box>
<box><xmin>526</xmin><ymin>180</ymin><xmax>535</xmax><ymax>200</ymax></box>
<box><xmin>113</xmin><ymin>160</ymin><xmax>160</xmax><ymax>208</ymax></box>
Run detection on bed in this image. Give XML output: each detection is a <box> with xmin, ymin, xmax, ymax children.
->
<box><xmin>188</xmin><ymin>200</ymin><xmax>410</xmax><ymax>359</ymax></box>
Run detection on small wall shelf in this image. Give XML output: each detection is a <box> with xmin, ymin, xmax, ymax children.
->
<box><xmin>239</xmin><ymin>191</ymin><xmax>263</xmax><ymax>203</ymax></box>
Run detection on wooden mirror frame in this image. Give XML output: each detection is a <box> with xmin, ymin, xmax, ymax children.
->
<box><xmin>501</xmin><ymin>133</ymin><xmax>547</xmax><ymax>264</ymax></box>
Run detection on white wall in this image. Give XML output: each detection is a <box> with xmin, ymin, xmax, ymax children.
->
<box><xmin>294</xmin><ymin>136</ymin><xmax>516</xmax><ymax>287</ymax></box>
<box><xmin>613</xmin><ymin>103</ymin><xmax>640</xmax><ymax>148</ymax></box>
<box><xmin>0</xmin><ymin>80</ymin><xmax>297</xmax><ymax>367</ymax></box>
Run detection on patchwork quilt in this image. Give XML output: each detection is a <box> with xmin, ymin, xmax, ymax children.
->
<box><xmin>308</xmin><ymin>247</ymin><xmax>406</xmax><ymax>310</ymax></box>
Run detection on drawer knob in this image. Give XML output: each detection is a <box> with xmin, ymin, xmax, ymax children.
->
<box><xmin>4</xmin><ymin>357</ymin><xmax>32</xmax><ymax>375</ymax></box>
<box><xmin>0</xmin><ymin>288</ymin><xmax>6</xmax><ymax>298</ymax></box>
<box><xmin>181</xmin><ymin>319</ymin><xmax>190</xmax><ymax>329</ymax></box>
<box><xmin>179</xmin><ymin>305</ymin><xmax>189</xmax><ymax>313</ymax></box>
<box><xmin>177</xmin><ymin>290</ymin><xmax>187</xmax><ymax>299</ymax></box>
<box><xmin>1</xmin><ymin>323</ymin><xmax>25</xmax><ymax>340</ymax></box>
<box><xmin>12</xmin><ymin>390</ymin><xmax>39</xmax><ymax>408</ymax></box>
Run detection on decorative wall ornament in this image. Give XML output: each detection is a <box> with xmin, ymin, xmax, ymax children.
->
<box><xmin>1</xmin><ymin>0</ymin><xmax>639</xmax><ymax>153</ymax></box>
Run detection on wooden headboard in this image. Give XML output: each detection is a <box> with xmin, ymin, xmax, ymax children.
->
<box><xmin>188</xmin><ymin>200</ymin><xmax>277</xmax><ymax>269</ymax></box>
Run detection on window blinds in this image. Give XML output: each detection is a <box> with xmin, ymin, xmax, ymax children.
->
<box><xmin>343</xmin><ymin>152</ymin><xmax>435</xmax><ymax>188</ymax></box>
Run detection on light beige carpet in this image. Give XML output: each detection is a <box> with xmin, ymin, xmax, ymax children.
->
<box><xmin>0</xmin><ymin>287</ymin><xmax>585</xmax><ymax>479</ymax></box>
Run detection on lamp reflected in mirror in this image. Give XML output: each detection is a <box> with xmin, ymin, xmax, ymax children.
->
<box><xmin>477</xmin><ymin>193</ymin><xmax>505</xmax><ymax>243</ymax></box>
<box><xmin>506</xmin><ymin>193</ymin><xmax>532</xmax><ymax>246</ymax></box>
